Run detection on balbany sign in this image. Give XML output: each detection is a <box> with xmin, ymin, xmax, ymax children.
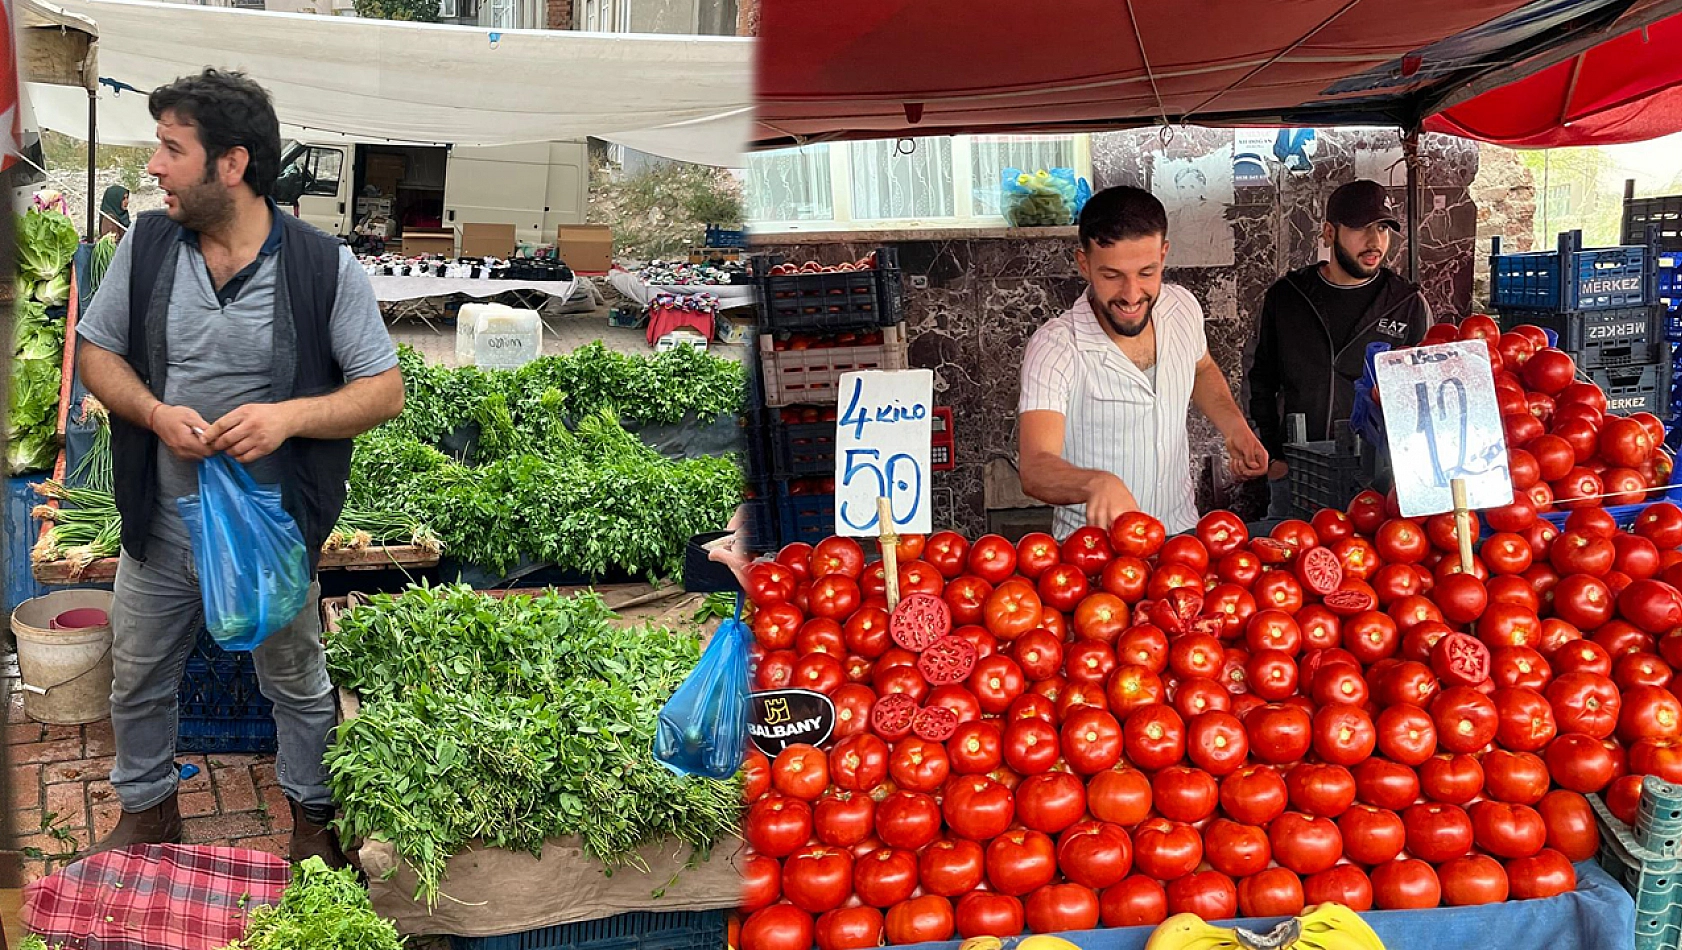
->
<box><xmin>749</xmin><ymin>688</ymin><xmax>836</xmax><ymax>755</ymax></box>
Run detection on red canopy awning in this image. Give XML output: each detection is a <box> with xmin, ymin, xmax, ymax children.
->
<box><xmin>1425</xmin><ymin>12</ymin><xmax>1682</xmax><ymax>146</ymax></box>
<box><xmin>753</xmin><ymin>0</ymin><xmax>1682</xmax><ymax>149</ymax></box>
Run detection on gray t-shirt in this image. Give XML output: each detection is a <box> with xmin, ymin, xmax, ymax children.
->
<box><xmin>77</xmin><ymin>228</ymin><xmax>398</xmax><ymax>550</ymax></box>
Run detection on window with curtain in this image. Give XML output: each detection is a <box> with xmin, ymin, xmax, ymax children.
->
<box><xmin>747</xmin><ymin>144</ymin><xmax>835</xmax><ymax>223</ymax></box>
<box><xmin>850</xmin><ymin>138</ymin><xmax>956</xmax><ymax>220</ymax></box>
<box><xmin>743</xmin><ymin>135</ymin><xmax>1089</xmax><ymax>230</ymax></box>
<box><xmin>969</xmin><ymin>136</ymin><xmax>1079</xmax><ymax>216</ymax></box>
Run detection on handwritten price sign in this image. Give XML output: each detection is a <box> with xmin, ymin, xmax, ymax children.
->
<box><xmin>1374</xmin><ymin>340</ymin><xmax>1513</xmax><ymax>518</ymax></box>
<box><xmin>834</xmin><ymin>370</ymin><xmax>934</xmax><ymax>536</ymax></box>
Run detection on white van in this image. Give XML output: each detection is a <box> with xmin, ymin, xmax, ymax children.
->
<box><xmin>275</xmin><ymin>139</ymin><xmax>590</xmax><ymax>249</ymax></box>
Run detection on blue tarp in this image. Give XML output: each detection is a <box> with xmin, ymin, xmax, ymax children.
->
<box><xmin>892</xmin><ymin>861</ymin><xmax>1634</xmax><ymax>950</ymax></box>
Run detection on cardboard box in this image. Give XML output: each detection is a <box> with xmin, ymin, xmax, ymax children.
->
<box><xmin>365</xmin><ymin>152</ymin><xmax>407</xmax><ymax>180</ymax></box>
<box><xmin>401</xmin><ymin>229</ymin><xmax>454</xmax><ymax>258</ymax></box>
<box><xmin>461</xmin><ymin>223</ymin><xmax>517</xmax><ymax>259</ymax></box>
<box><xmin>556</xmin><ymin>224</ymin><xmax>614</xmax><ymax>273</ymax></box>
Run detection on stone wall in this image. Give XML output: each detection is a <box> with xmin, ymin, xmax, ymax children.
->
<box><xmin>751</xmin><ymin>129</ymin><xmax>1482</xmax><ymax>537</ymax></box>
<box><xmin>1467</xmin><ymin>145</ymin><xmax>1539</xmax><ymax>309</ymax></box>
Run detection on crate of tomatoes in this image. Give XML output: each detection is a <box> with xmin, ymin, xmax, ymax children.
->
<box><xmin>759</xmin><ymin>326</ymin><xmax>908</xmax><ymax>407</ymax></box>
<box><xmin>738</xmin><ymin>483</ymin><xmax>1682</xmax><ymax>947</ymax></box>
<box><xmin>755</xmin><ymin>249</ymin><xmax>904</xmax><ymax>332</ymax></box>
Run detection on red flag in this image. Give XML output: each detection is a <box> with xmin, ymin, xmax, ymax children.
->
<box><xmin>0</xmin><ymin>0</ymin><xmax>20</xmax><ymax>171</ymax></box>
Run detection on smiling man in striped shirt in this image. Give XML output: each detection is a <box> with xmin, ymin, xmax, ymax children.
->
<box><xmin>1017</xmin><ymin>186</ymin><xmax>1270</xmax><ymax>539</ymax></box>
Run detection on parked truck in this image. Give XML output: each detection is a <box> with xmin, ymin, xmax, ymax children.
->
<box><xmin>275</xmin><ymin>139</ymin><xmax>590</xmax><ymax>251</ymax></box>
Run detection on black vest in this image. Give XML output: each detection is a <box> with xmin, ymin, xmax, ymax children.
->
<box><xmin>109</xmin><ymin>209</ymin><xmax>353</xmax><ymax>572</ymax></box>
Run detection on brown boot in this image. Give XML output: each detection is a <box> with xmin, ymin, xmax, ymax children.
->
<box><xmin>83</xmin><ymin>791</ymin><xmax>183</xmax><ymax>859</ymax></box>
<box><xmin>288</xmin><ymin>799</ymin><xmax>349</xmax><ymax>870</ymax></box>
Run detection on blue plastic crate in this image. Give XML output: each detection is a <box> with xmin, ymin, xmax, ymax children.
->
<box><xmin>5</xmin><ymin>476</ymin><xmax>51</xmax><ymax>628</ymax></box>
<box><xmin>703</xmin><ymin>225</ymin><xmax>746</xmax><ymax>249</ymax></box>
<box><xmin>775</xmin><ymin>481</ymin><xmax>836</xmax><ymax>548</ymax></box>
<box><xmin>177</xmin><ymin>628</ymin><xmax>276</xmax><ymax>754</ymax></box>
<box><xmin>450</xmin><ymin>910</ymin><xmax>726</xmax><ymax>950</ymax></box>
<box><xmin>1492</xmin><ymin>230</ymin><xmax>1657</xmax><ymax>313</ymax></box>
<box><xmin>1534</xmin><ymin>469</ymin><xmax>1682</xmax><ymax>535</ymax></box>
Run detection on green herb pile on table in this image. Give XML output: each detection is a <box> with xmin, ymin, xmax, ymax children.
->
<box><xmin>346</xmin><ymin>343</ymin><xmax>747</xmax><ymax>578</ymax></box>
<box><xmin>219</xmin><ymin>856</ymin><xmax>405</xmax><ymax>950</ymax></box>
<box><xmin>324</xmin><ymin>584</ymin><xmax>738</xmax><ymax>905</ymax></box>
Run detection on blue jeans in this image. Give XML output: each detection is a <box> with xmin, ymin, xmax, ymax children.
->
<box><xmin>107</xmin><ymin>545</ymin><xmax>333</xmax><ymax>811</ymax></box>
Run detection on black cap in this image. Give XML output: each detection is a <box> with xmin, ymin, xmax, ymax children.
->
<box><xmin>1326</xmin><ymin>179</ymin><xmax>1401</xmax><ymax>232</ymax></box>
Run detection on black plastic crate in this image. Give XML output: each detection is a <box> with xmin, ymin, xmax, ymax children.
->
<box><xmin>1497</xmin><ymin>305</ymin><xmax>1668</xmax><ymax>369</ymax></box>
<box><xmin>177</xmin><ymin>629</ymin><xmax>276</xmax><ymax>754</ymax></box>
<box><xmin>1591</xmin><ymin>361</ymin><xmax>1674</xmax><ymax>419</ymax></box>
<box><xmin>743</xmin><ymin>491</ymin><xmax>778</xmax><ymax>553</ymax></box>
<box><xmin>754</xmin><ymin>247</ymin><xmax>903</xmax><ymax>331</ymax></box>
<box><xmin>1625</xmin><ymin>181</ymin><xmax>1682</xmax><ymax>251</ymax></box>
<box><xmin>1282</xmin><ymin>418</ymin><xmax>1371</xmax><ymax>517</ymax></box>
<box><xmin>771</xmin><ymin>419</ymin><xmax>838</xmax><ymax>477</ymax></box>
<box><xmin>450</xmin><ymin>910</ymin><xmax>726</xmax><ymax>950</ymax></box>
<box><xmin>776</xmin><ymin>481</ymin><xmax>836</xmax><ymax>547</ymax></box>
<box><xmin>1491</xmin><ymin>230</ymin><xmax>1657</xmax><ymax>313</ymax></box>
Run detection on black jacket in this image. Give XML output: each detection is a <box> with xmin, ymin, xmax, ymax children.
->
<box><xmin>1244</xmin><ymin>265</ymin><xmax>1431</xmax><ymax>457</ymax></box>
<box><xmin>109</xmin><ymin>208</ymin><xmax>351</xmax><ymax>572</ymax></box>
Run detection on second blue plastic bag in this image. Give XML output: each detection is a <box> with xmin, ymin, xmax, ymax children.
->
<box><xmin>176</xmin><ymin>454</ymin><xmax>312</xmax><ymax>652</ymax></box>
<box><xmin>654</xmin><ymin>595</ymin><xmax>750</xmax><ymax>779</ymax></box>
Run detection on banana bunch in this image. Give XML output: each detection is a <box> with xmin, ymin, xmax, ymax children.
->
<box><xmin>1144</xmin><ymin>903</ymin><xmax>1386</xmax><ymax>950</ymax></box>
<box><xmin>960</xmin><ymin>937</ymin><xmax>1083</xmax><ymax>950</ymax></box>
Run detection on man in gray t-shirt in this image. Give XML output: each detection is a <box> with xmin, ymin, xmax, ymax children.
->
<box><xmin>75</xmin><ymin>69</ymin><xmax>403</xmax><ymax>867</ymax></box>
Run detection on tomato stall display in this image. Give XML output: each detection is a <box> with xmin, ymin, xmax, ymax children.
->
<box><xmin>738</xmin><ymin>320</ymin><xmax>1682</xmax><ymax>949</ymax></box>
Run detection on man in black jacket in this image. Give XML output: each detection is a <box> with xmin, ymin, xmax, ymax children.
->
<box><xmin>1245</xmin><ymin>179</ymin><xmax>1432</xmax><ymax>518</ymax></box>
<box><xmin>75</xmin><ymin>69</ymin><xmax>403</xmax><ymax>866</ymax></box>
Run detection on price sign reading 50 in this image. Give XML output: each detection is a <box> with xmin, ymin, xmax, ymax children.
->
<box><xmin>834</xmin><ymin>370</ymin><xmax>934</xmax><ymax>536</ymax></box>
<box><xmin>1374</xmin><ymin>340</ymin><xmax>1512</xmax><ymax>518</ymax></box>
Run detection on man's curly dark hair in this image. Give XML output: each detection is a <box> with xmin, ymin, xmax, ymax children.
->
<box><xmin>149</xmin><ymin>68</ymin><xmax>281</xmax><ymax>197</ymax></box>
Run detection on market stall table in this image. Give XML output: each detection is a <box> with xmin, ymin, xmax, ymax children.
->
<box><xmin>370</xmin><ymin>274</ymin><xmax>598</xmax><ymax>333</ymax></box>
<box><xmin>605</xmin><ymin>269</ymin><xmax>757</xmax><ymax>310</ymax></box>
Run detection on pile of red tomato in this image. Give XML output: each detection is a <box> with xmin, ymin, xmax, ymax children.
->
<box><xmin>736</xmin><ymin>317</ymin><xmax>1682</xmax><ymax>950</ymax></box>
<box><xmin>738</xmin><ymin>488</ymin><xmax>1682</xmax><ymax>949</ymax></box>
<box><xmin>1415</xmin><ymin>315</ymin><xmax>1673</xmax><ymax>504</ymax></box>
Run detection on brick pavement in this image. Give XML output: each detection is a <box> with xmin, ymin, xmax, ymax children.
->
<box><xmin>4</xmin><ymin>688</ymin><xmax>290</xmax><ymax>886</ymax></box>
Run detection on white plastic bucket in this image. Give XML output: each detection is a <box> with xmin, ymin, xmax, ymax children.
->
<box><xmin>12</xmin><ymin>589</ymin><xmax>115</xmax><ymax>725</ymax></box>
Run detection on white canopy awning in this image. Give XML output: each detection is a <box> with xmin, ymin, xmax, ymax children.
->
<box><xmin>25</xmin><ymin>0</ymin><xmax>751</xmax><ymax>167</ymax></box>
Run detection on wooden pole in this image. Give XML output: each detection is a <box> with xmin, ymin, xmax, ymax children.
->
<box><xmin>878</xmin><ymin>498</ymin><xmax>901</xmax><ymax>610</ymax></box>
<box><xmin>1451</xmin><ymin>478</ymin><xmax>1475</xmax><ymax>575</ymax></box>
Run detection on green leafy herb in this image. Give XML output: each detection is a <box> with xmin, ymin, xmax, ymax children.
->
<box><xmin>218</xmin><ymin>857</ymin><xmax>405</xmax><ymax>950</ymax></box>
<box><xmin>324</xmin><ymin>585</ymin><xmax>738</xmax><ymax>905</ymax></box>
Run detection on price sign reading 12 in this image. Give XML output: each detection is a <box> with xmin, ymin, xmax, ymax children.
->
<box><xmin>834</xmin><ymin>369</ymin><xmax>934</xmax><ymax>536</ymax></box>
<box><xmin>1373</xmin><ymin>339</ymin><xmax>1513</xmax><ymax>518</ymax></box>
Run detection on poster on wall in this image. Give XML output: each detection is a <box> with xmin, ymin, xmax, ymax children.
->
<box><xmin>1233</xmin><ymin>129</ymin><xmax>1276</xmax><ymax>185</ymax></box>
<box><xmin>1151</xmin><ymin>147</ymin><xmax>1235</xmax><ymax>267</ymax></box>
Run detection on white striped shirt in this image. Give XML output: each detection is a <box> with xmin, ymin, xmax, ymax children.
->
<box><xmin>1019</xmin><ymin>285</ymin><xmax>1204</xmax><ymax>539</ymax></box>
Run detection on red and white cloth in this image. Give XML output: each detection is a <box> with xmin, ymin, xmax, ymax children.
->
<box><xmin>21</xmin><ymin>844</ymin><xmax>290</xmax><ymax>950</ymax></box>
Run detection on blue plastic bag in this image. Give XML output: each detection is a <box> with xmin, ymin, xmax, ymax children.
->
<box><xmin>176</xmin><ymin>454</ymin><xmax>312</xmax><ymax>652</ymax></box>
<box><xmin>654</xmin><ymin>595</ymin><xmax>750</xmax><ymax>779</ymax></box>
<box><xmin>1001</xmin><ymin>167</ymin><xmax>1089</xmax><ymax>227</ymax></box>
